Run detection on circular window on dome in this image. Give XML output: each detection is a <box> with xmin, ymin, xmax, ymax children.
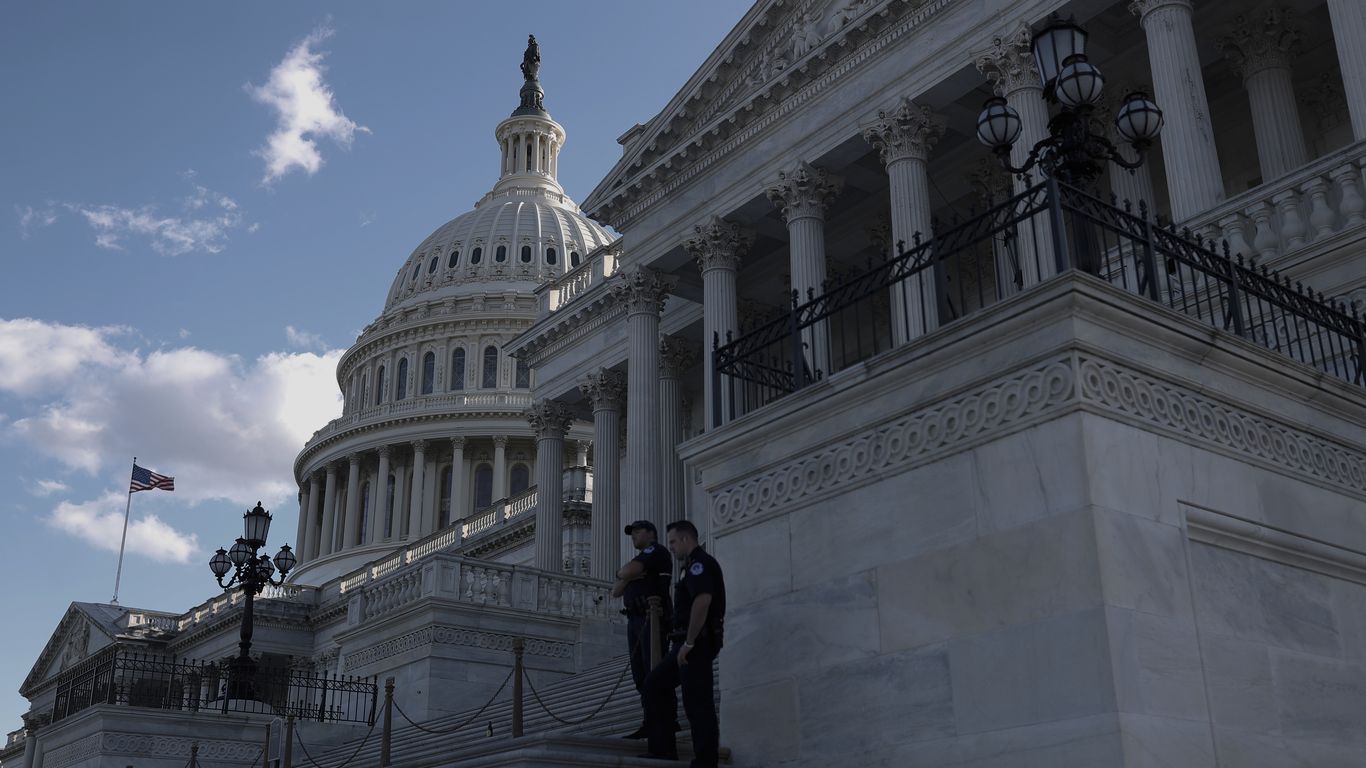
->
<box><xmin>428</xmin><ymin>256</ymin><xmax>439</xmax><ymax>274</ymax></box>
<box><xmin>495</xmin><ymin>245</ymin><xmax>507</xmax><ymax>263</ymax></box>
<box><xmin>546</xmin><ymin>247</ymin><xmax>558</xmax><ymax>265</ymax></box>
<box><xmin>448</xmin><ymin>249</ymin><xmax>460</xmax><ymax>268</ymax></box>
<box><xmin>520</xmin><ymin>245</ymin><xmax>532</xmax><ymax>263</ymax></box>
<box><xmin>471</xmin><ymin>247</ymin><xmax>483</xmax><ymax>264</ymax></box>
<box><xmin>570</xmin><ymin>251</ymin><xmax>581</xmax><ymax>267</ymax></box>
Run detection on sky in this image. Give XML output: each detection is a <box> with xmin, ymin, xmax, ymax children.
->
<box><xmin>0</xmin><ymin>0</ymin><xmax>750</xmax><ymax>733</ymax></box>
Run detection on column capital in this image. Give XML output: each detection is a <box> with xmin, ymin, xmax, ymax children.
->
<box><xmin>660</xmin><ymin>335</ymin><xmax>700</xmax><ymax>379</ymax></box>
<box><xmin>866</xmin><ymin>216</ymin><xmax>892</xmax><ymax>256</ymax></box>
<box><xmin>375</xmin><ymin>445</ymin><xmax>391</xmax><ymax>459</ymax></box>
<box><xmin>683</xmin><ymin>216</ymin><xmax>753</xmax><ymax>273</ymax></box>
<box><xmin>1129</xmin><ymin>0</ymin><xmax>1193</xmax><ymax>22</ymax></box>
<box><xmin>974</xmin><ymin>22</ymin><xmax>1039</xmax><ymax>97</ymax></box>
<box><xmin>411</xmin><ymin>439</ymin><xmax>428</xmax><ymax>453</ymax></box>
<box><xmin>579</xmin><ymin>368</ymin><xmax>626</xmax><ymax>411</ymax></box>
<box><xmin>765</xmin><ymin>161</ymin><xmax>844</xmax><ymax>222</ymax></box>
<box><xmin>325</xmin><ymin>461</ymin><xmax>341</xmax><ymax>474</ymax></box>
<box><xmin>493</xmin><ymin>435</ymin><xmax>509</xmax><ymax>448</ymax></box>
<box><xmin>861</xmin><ymin>97</ymin><xmax>945</xmax><ymax>166</ymax></box>
<box><xmin>1219</xmin><ymin>7</ymin><xmax>1302</xmax><ymax>79</ymax></box>
<box><xmin>451</xmin><ymin>436</ymin><xmax>466</xmax><ymax>449</ymax></box>
<box><xmin>347</xmin><ymin>453</ymin><xmax>361</xmax><ymax>466</ymax></box>
<box><xmin>526</xmin><ymin>400</ymin><xmax>574</xmax><ymax>439</ymax></box>
<box><xmin>610</xmin><ymin>265</ymin><xmax>676</xmax><ymax>316</ymax></box>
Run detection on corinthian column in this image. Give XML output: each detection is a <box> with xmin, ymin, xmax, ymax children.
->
<box><xmin>580</xmin><ymin>369</ymin><xmax>625</xmax><ymax>580</ymax></box>
<box><xmin>977</xmin><ymin>23</ymin><xmax>1051</xmax><ymax>290</ymax></box>
<box><xmin>294</xmin><ymin>484</ymin><xmax>309</xmax><ymax>561</ymax></box>
<box><xmin>407</xmin><ymin>440</ymin><xmax>427</xmax><ymax>540</ymax></box>
<box><xmin>766</xmin><ymin>161</ymin><xmax>843</xmax><ymax>380</ymax></box>
<box><xmin>862</xmin><ymin>97</ymin><xmax>945</xmax><ymax>341</ymax></box>
<box><xmin>371</xmin><ymin>446</ymin><xmax>390</xmax><ymax>543</ymax></box>
<box><xmin>1131</xmin><ymin>0</ymin><xmax>1225</xmax><ymax>220</ymax></box>
<box><xmin>342</xmin><ymin>454</ymin><xmax>362</xmax><ymax>549</ymax></box>
<box><xmin>659</xmin><ymin>336</ymin><xmax>697</xmax><ymax>527</ymax></box>
<box><xmin>527</xmin><ymin>400</ymin><xmax>573</xmax><ymax>572</ymax></box>
<box><xmin>611</xmin><ymin>266</ymin><xmax>676</xmax><ymax>535</ymax></box>
<box><xmin>320</xmin><ymin>463</ymin><xmax>339</xmax><ymax>557</ymax></box>
<box><xmin>1327</xmin><ymin>0</ymin><xmax>1366</xmax><ymax>141</ymax></box>
<box><xmin>1220</xmin><ymin>8</ymin><xmax>1308</xmax><ymax>181</ymax></box>
<box><xmin>492</xmin><ymin>435</ymin><xmax>508</xmax><ymax>503</ymax></box>
<box><xmin>684</xmin><ymin>216</ymin><xmax>752</xmax><ymax>427</ymax></box>
<box><xmin>304</xmin><ymin>474</ymin><xmax>321</xmax><ymax>561</ymax></box>
<box><xmin>448</xmin><ymin>437</ymin><xmax>465</xmax><ymax>521</ymax></box>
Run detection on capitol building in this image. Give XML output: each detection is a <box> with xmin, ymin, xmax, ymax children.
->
<box><xmin>9</xmin><ymin>0</ymin><xmax>1366</xmax><ymax>766</ymax></box>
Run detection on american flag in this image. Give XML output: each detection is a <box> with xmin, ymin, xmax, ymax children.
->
<box><xmin>130</xmin><ymin>464</ymin><xmax>175</xmax><ymax>493</ymax></box>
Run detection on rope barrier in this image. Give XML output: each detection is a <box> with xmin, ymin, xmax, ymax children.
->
<box><xmin>521</xmin><ymin>656</ymin><xmax>635</xmax><ymax>727</ymax></box>
<box><xmin>391</xmin><ymin>666</ymin><xmax>515</xmax><ymax>736</ymax></box>
<box><xmin>292</xmin><ymin>716</ymin><xmax>378</xmax><ymax>768</ymax></box>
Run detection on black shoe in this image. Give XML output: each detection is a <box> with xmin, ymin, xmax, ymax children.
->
<box><xmin>636</xmin><ymin>753</ymin><xmax>678</xmax><ymax>761</ymax></box>
<box><xmin>621</xmin><ymin>725</ymin><xmax>648</xmax><ymax>739</ymax></box>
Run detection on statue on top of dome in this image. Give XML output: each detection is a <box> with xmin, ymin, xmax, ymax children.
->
<box><xmin>521</xmin><ymin>35</ymin><xmax>541</xmax><ymax>82</ymax></box>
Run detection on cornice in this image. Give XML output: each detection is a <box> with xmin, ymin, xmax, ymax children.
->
<box><xmin>512</xmin><ymin>283</ymin><xmax>628</xmax><ymax>367</ymax></box>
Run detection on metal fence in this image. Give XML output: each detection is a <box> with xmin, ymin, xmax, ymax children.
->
<box><xmin>713</xmin><ymin>177</ymin><xmax>1366</xmax><ymax>423</ymax></box>
<box><xmin>50</xmin><ymin>647</ymin><xmax>377</xmax><ymax>725</ymax></box>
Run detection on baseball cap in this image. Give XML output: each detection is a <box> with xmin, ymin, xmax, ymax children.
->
<box><xmin>624</xmin><ymin>520</ymin><xmax>657</xmax><ymax>535</ymax></box>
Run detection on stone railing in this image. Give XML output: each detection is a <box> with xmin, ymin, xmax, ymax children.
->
<box><xmin>538</xmin><ymin>244</ymin><xmax>621</xmax><ymax>314</ymax></box>
<box><xmin>306</xmin><ymin>391</ymin><xmax>534</xmax><ymax>451</ymax></box>
<box><xmin>176</xmin><ymin>584</ymin><xmax>319</xmax><ymax>631</ymax></box>
<box><xmin>363</xmin><ymin>568</ymin><xmax>425</xmax><ymax>620</ymax></box>
<box><xmin>123</xmin><ymin>611</ymin><xmax>180</xmax><ymax>633</ymax></box>
<box><xmin>1189</xmin><ymin>140</ymin><xmax>1366</xmax><ymax>263</ymax></box>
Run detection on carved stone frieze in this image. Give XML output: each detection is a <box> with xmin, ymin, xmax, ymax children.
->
<box><xmin>861</xmin><ymin>97</ymin><xmax>945</xmax><ymax>166</ymax></box>
<box><xmin>683</xmin><ymin>215</ymin><xmax>753</xmax><ymax>274</ymax></box>
<box><xmin>765</xmin><ymin>161</ymin><xmax>844</xmax><ymax>222</ymax></box>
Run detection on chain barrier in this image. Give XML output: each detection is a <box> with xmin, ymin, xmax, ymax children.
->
<box><xmin>521</xmin><ymin>657</ymin><xmax>634</xmax><ymax>727</ymax></box>
<box><xmin>292</xmin><ymin>716</ymin><xmax>378</xmax><ymax>768</ymax></box>
<box><xmin>391</xmin><ymin>666</ymin><xmax>515</xmax><ymax>736</ymax></box>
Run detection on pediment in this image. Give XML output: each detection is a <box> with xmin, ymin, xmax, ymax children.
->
<box><xmin>583</xmin><ymin>0</ymin><xmax>949</xmax><ymax>227</ymax></box>
<box><xmin>20</xmin><ymin>603</ymin><xmax>120</xmax><ymax>696</ymax></box>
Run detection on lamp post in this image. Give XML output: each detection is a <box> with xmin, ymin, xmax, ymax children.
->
<box><xmin>208</xmin><ymin>502</ymin><xmax>296</xmax><ymax>700</ymax></box>
<box><xmin>976</xmin><ymin>14</ymin><xmax>1165</xmax><ymax>187</ymax></box>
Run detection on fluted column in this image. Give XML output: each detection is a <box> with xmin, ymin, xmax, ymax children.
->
<box><xmin>492</xmin><ymin>436</ymin><xmax>508</xmax><ymax>502</ymax></box>
<box><xmin>1221</xmin><ymin>8</ymin><xmax>1308</xmax><ymax>182</ymax></box>
<box><xmin>320</xmin><ymin>464</ymin><xmax>339</xmax><ymax>557</ymax></box>
<box><xmin>611</xmin><ymin>267</ymin><xmax>676</xmax><ymax>535</ymax></box>
<box><xmin>1327</xmin><ymin>0</ymin><xmax>1366</xmax><ymax>140</ymax></box>
<box><xmin>407</xmin><ymin>440</ymin><xmax>427</xmax><ymax>540</ymax></box>
<box><xmin>304</xmin><ymin>475</ymin><xmax>321</xmax><ymax>561</ymax></box>
<box><xmin>342</xmin><ymin>454</ymin><xmax>362</xmax><ymax>548</ymax></box>
<box><xmin>862</xmin><ymin>97</ymin><xmax>945</xmax><ymax>341</ymax></box>
<box><xmin>294</xmin><ymin>484</ymin><xmax>309</xmax><ymax>561</ymax></box>
<box><xmin>449</xmin><ymin>437</ymin><xmax>465</xmax><ymax>521</ymax></box>
<box><xmin>977</xmin><ymin>23</ymin><xmax>1051</xmax><ymax>290</ymax></box>
<box><xmin>766</xmin><ymin>162</ymin><xmax>843</xmax><ymax>379</ymax></box>
<box><xmin>392</xmin><ymin>457</ymin><xmax>408</xmax><ymax>538</ymax></box>
<box><xmin>659</xmin><ymin>336</ymin><xmax>697</xmax><ymax>527</ymax></box>
<box><xmin>371</xmin><ymin>446</ymin><xmax>391</xmax><ymax>543</ymax></box>
<box><xmin>1132</xmin><ymin>0</ymin><xmax>1225</xmax><ymax>220</ymax></box>
<box><xmin>528</xmin><ymin>401</ymin><xmax>573</xmax><ymax>572</ymax></box>
<box><xmin>581</xmin><ymin>369</ymin><xmax>624</xmax><ymax>580</ymax></box>
<box><xmin>684</xmin><ymin>216</ymin><xmax>751</xmax><ymax>427</ymax></box>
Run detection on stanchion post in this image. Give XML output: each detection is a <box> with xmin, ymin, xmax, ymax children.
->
<box><xmin>381</xmin><ymin>677</ymin><xmax>394</xmax><ymax>767</ymax></box>
<box><xmin>647</xmin><ymin>596</ymin><xmax>663</xmax><ymax>670</ymax></box>
<box><xmin>262</xmin><ymin>722</ymin><xmax>270</xmax><ymax>768</ymax></box>
<box><xmin>512</xmin><ymin>638</ymin><xmax>525</xmax><ymax>738</ymax></box>
<box><xmin>190</xmin><ymin>742</ymin><xmax>199</xmax><ymax>768</ymax></box>
<box><xmin>284</xmin><ymin>716</ymin><xmax>294</xmax><ymax>768</ymax></box>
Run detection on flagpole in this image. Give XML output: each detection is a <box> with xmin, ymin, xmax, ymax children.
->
<box><xmin>111</xmin><ymin>456</ymin><xmax>135</xmax><ymax>605</ymax></box>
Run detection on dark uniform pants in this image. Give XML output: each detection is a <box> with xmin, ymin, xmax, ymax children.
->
<box><xmin>644</xmin><ymin>641</ymin><xmax>718</xmax><ymax>767</ymax></box>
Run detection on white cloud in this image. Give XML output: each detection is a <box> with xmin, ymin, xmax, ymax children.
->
<box><xmin>31</xmin><ymin>479</ymin><xmax>69</xmax><ymax>497</ymax></box>
<box><xmin>248</xmin><ymin>26</ymin><xmax>369</xmax><ymax>184</ymax></box>
<box><xmin>178</xmin><ymin>328</ymin><xmax>192</xmax><ymax>340</ymax></box>
<box><xmin>285</xmin><ymin>325</ymin><xmax>326</xmax><ymax>350</ymax></box>
<box><xmin>16</xmin><ymin>205</ymin><xmax>58</xmax><ymax>238</ymax></box>
<box><xmin>70</xmin><ymin>190</ymin><xmax>244</xmax><ymax>256</ymax></box>
<box><xmin>47</xmin><ymin>491</ymin><xmax>197</xmax><ymax>564</ymax></box>
<box><xmin>3</xmin><ymin>318</ymin><xmax>343</xmax><ymax>506</ymax></box>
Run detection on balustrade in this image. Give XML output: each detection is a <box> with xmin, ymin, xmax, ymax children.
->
<box><xmin>539</xmin><ymin>244</ymin><xmax>622</xmax><ymax>313</ymax></box>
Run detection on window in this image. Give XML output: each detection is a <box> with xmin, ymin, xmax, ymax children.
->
<box><xmin>495</xmin><ymin>245</ymin><xmax>507</xmax><ymax>263</ymax></box>
<box><xmin>396</xmin><ymin>357</ymin><xmax>409</xmax><ymax>401</ymax></box>
<box><xmin>448</xmin><ymin>249</ymin><xmax>460</xmax><ymax>268</ymax></box>
<box><xmin>510</xmin><ymin>464</ymin><xmax>530</xmax><ymax>496</ymax></box>
<box><xmin>410</xmin><ymin>263</ymin><xmax>420</xmax><ymax>282</ymax></box>
<box><xmin>375</xmin><ymin>366</ymin><xmax>386</xmax><ymax>405</ymax></box>
<box><xmin>570</xmin><ymin>251</ymin><xmax>581</xmax><ymax>268</ymax></box>
<box><xmin>439</xmin><ymin>471</ymin><xmax>452</xmax><ymax>528</ymax></box>
<box><xmin>471</xmin><ymin>247</ymin><xmax>483</xmax><ymax>264</ymax></box>
<box><xmin>427</xmin><ymin>256</ymin><xmax>439</xmax><ymax>274</ymax></box>
<box><xmin>515</xmin><ymin>358</ymin><xmax>531</xmax><ymax>389</ymax></box>
<box><xmin>384</xmin><ymin>474</ymin><xmax>396</xmax><ymax>538</ymax></box>
<box><xmin>360</xmin><ymin>372</ymin><xmax>367</xmax><ymax>407</ymax></box>
<box><xmin>545</xmin><ymin>247</ymin><xmax>557</xmax><ymax>265</ymax></box>
<box><xmin>475</xmin><ymin>464</ymin><xmax>494</xmax><ymax>509</ymax></box>
<box><xmin>520</xmin><ymin>245</ymin><xmax>532</xmax><ymax>263</ymax></box>
<box><xmin>359</xmin><ymin>481</ymin><xmax>371</xmax><ymax>545</ymax></box>
<box><xmin>525</xmin><ymin>142</ymin><xmax>533</xmax><ymax>171</ymax></box>
<box><xmin>421</xmin><ymin>351</ymin><xmax>435</xmax><ymax>394</ymax></box>
<box><xmin>481</xmin><ymin>346</ymin><xmax>499</xmax><ymax>388</ymax></box>
<box><xmin>449</xmin><ymin>348</ymin><xmax>466</xmax><ymax>391</ymax></box>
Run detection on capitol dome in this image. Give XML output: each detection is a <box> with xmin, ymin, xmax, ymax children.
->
<box><xmin>289</xmin><ymin>35</ymin><xmax>601</xmax><ymax>586</ymax></box>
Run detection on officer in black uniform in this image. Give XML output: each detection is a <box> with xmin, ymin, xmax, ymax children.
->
<box><xmin>641</xmin><ymin>519</ymin><xmax>726</xmax><ymax>767</ymax></box>
<box><xmin>612</xmin><ymin>520</ymin><xmax>675</xmax><ymax>740</ymax></box>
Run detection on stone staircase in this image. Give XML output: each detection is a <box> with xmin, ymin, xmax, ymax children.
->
<box><xmin>305</xmin><ymin>654</ymin><xmax>725</xmax><ymax>767</ymax></box>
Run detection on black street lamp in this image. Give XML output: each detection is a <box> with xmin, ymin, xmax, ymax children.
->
<box><xmin>208</xmin><ymin>502</ymin><xmax>296</xmax><ymax>699</ymax></box>
<box><xmin>976</xmin><ymin>13</ymin><xmax>1165</xmax><ymax>186</ymax></box>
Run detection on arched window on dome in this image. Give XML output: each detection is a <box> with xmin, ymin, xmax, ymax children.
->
<box><xmin>428</xmin><ymin>256</ymin><xmax>439</xmax><ymax>274</ymax></box>
<box><xmin>410</xmin><ymin>263</ymin><xmax>420</xmax><ymax>283</ymax></box>
<box><xmin>421</xmin><ymin>351</ymin><xmax>435</xmax><ymax>395</ymax></box>
<box><xmin>384</xmin><ymin>473</ymin><xmax>396</xmax><ymax>539</ymax></box>
<box><xmin>481</xmin><ymin>346</ymin><xmax>499</xmax><ymax>389</ymax></box>
<box><xmin>515</xmin><ymin>358</ymin><xmax>531</xmax><ymax>389</ymax></box>
<box><xmin>510</xmin><ymin>463</ymin><xmax>530</xmax><ymax>497</ymax></box>
<box><xmin>520</xmin><ymin>245</ymin><xmax>532</xmax><ymax>263</ymax></box>
<box><xmin>570</xmin><ymin>251</ymin><xmax>581</xmax><ymax>268</ymax></box>
<box><xmin>475</xmin><ymin>463</ymin><xmax>494</xmax><ymax>510</ymax></box>
<box><xmin>448</xmin><ymin>249</ymin><xmax>460</xmax><ymax>268</ymax></box>
<box><xmin>375</xmin><ymin>366</ymin><xmax>386</xmax><ymax>405</ymax></box>
<box><xmin>360</xmin><ymin>372</ymin><xmax>367</xmax><ymax>408</ymax></box>
<box><xmin>525</xmin><ymin>141</ymin><xmax>533</xmax><ymax>172</ymax></box>
<box><xmin>449</xmin><ymin>348</ymin><xmax>466</xmax><ymax>391</ymax></box>
<box><xmin>471</xmin><ymin>247</ymin><xmax>483</xmax><ymax>264</ymax></box>
<box><xmin>495</xmin><ymin>245</ymin><xmax>507</xmax><ymax>263</ymax></box>
<box><xmin>545</xmin><ymin>247</ymin><xmax>557</xmax><ymax>265</ymax></box>
<box><xmin>359</xmin><ymin>481</ymin><xmax>371</xmax><ymax>545</ymax></box>
<box><xmin>396</xmin><ymin>357</ymin><xmax>409</xmax><ymax>401</ymax></box>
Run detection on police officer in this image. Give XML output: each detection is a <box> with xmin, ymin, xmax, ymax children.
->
<box><xmin>612</xmin><ymin>520</ymin><xmax>674</xmax><ymax>740</ymax></box>
<box><xmin>641</xmin><ymin>519</ymin><xmax>725</xmax><ymax>767</ymax></box>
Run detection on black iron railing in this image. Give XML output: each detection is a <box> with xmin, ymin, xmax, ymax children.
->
<box><xmin>50</xmin><ymin>647</ymin><xmax>376</xmax><ymax>725</ymax></box>
<box><xmin>714</xmin><ymin>177</ymin><xmax>1366</xmax><ymax>424</ymax></box>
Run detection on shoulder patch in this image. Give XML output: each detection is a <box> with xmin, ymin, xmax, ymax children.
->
<box><xmin>689</xmin><ymin>562</ymin><xmax>704</xmax><ymax>576</ymax></box>
<box><xmin>643</xmin><ymin>545</ymin><xmax>656</xmax><ymax>554</ymax></box>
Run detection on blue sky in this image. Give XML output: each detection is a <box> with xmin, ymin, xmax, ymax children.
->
<box><xmin>0</xmin><ymin>0</ymin><xmax>749</xmax><ymax>733</ymax></box>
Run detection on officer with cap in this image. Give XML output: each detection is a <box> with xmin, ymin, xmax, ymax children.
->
<box><xmin>640</xmin><ymin>519</ymin><xmax>726</xmax><ymax>766</ymax></box>
<box><xmin>612</xmin><ymin>519</ymin><xmax>675</xmax><ymax>740</ymax></box>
